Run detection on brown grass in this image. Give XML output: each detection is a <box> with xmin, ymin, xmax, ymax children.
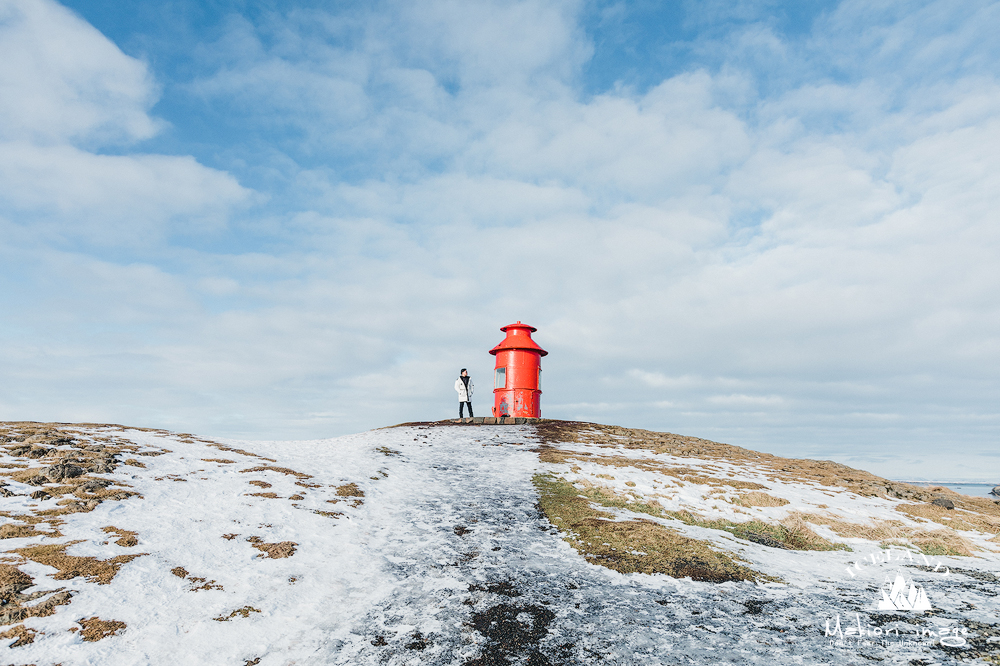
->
<box><xmin>567</xmin><ymin>479</ymin><xmax>847</xmax><ymax>552</ymax></box>
<box><xmin>533</xmin><ymin>474</ymin><xmax>770</xmax><ymax>583</ymax></box>
<box><xmin>0</xmin><ymin>523</ymin><xmax>48</xmax><ymax>539</ymax></box>
<box><xmin>188</xmin><ymin>577</ymin><xmax>224</xmax><ymax>591</ymax></box>
<box><xmin>795</xmin><ymin>512</ymin><xmax>977</xmax><ymax>557</ymax></box>
<box><xmin>0</xmin><ymin>623</ymin><xmax>36</xmax><ymax>646</ymax></box>
<box><xmin>240</xmin><ymin>465</ymin><xmax>312</xmax><ymax>480</ymax></box>
<box><xmin>14</xmin><ymin>541</ymin><xmax>145</xmax><ymax>585</ymax></box>
<box><xmin>102</xmin><ymin>527</ymin><xmax>138</xmax><ymax>547</ymax></box>
<box><xmin>534</xmin><ymin>421</ymin><xmax>941</xmax><ymax>501</ymax></box>
<box><xmin>538</xmin><ymin>448</ymin><xmax>767</xmax><ymax>491</ymax></box>
<box><xmin>214</xmin><ymin>606</ymin><xmax>261</xmax><ymax>621</ymax></box>
<box><xmin>207</xmin><ymin>443</ymin><xmax>276</xmax><ymax>462</ymax></box>
<box><xmin>327</xmin><ymin>483</ymin><xmax>364</xmax><ymax>507</ymax></box>
<box><xmin>314</xmin><ymin>510</ymin><xmax>344</xmax><ymax>519</ymax></box>
<box><xmin>335</xmin><ymin>483</ymin><xmax>364</xmax><ymax>497</ymax></box>
<box><xmin>896</xmin><ymin>500</ymin><xmax>1000</xmax><ymax>534</ymax></box>
<box><xmin>170</xmin><ymin>567</ymin><xmax>223</xmax><ymax>591</ymax></box>
<box><xmin>247</xmin><ymin>492</ymin><xmax>279</xmax><ymax>499</ymax></box>
<box><xmin>248</xmin><ymin>480</ymin><xmax>272</xmax><ymax>488</ymax></box>
<box><xmin>736</xmin><ymin>492</ymin><xmax>790</xmax><ymax>507</ymax></box>
<box><xmin>77</xmin><ymin>616</ymin><xmax>126</xmax><ymax>641</ymax></box>
<box><xmin>533</xmin><ymin>421</ymin><xmax>999</xmax><ymax>556</ymax></box>
<box><xmin>247</xmin><ymin>537</ymin><xmax>297</xmax><ymax>559</ymax></box>
<box><xmin>202</xmin><ymin>458</ymin><xmax>235</xmax><ymax>464</ymax></box>
<box><xmin>0</xmin><ymin>563</ymin><xmax>73</xmax><ymax>626</ymax></box>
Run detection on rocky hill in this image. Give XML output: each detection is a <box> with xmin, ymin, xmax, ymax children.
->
<box><xmin>1</xmin><ymin>419</ymin><xmax>998</xmax><ymax>665</ymax></box>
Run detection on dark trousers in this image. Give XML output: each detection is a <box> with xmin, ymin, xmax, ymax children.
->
<box><xmin>459</xmin><ymin>401</ymin><xmax>473</xmax><ymax>418</ymax></box>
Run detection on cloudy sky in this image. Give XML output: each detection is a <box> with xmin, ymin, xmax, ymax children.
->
<box><xmin>1</xmin><ymin>0</ymin><xmax>998</xmax><ymax>481</ymax></box>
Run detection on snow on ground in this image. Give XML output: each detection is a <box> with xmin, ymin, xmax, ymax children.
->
<box><xmin>1</xmin><ymin>421</ymin><xmax>998</xmax><ymax>665</ymax></box>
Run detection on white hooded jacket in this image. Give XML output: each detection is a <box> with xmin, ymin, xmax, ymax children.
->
<box><xmin>455</xmin><ymin>377</ymin><xmax>474</xmax><ymax>402</ymax></box>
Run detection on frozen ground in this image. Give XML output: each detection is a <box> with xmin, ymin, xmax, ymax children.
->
<box><xmin>1</xmin><ymin>421</ymin><xmax>998</xmax><ymax>665</ymax></box>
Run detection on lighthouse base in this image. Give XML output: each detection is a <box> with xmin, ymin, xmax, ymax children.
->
<box><xmin>453</xmin><ymin>417</ymin><xmax>544</xmax><ymax>425</ymax></box>
<box><xmin>493</xmin><ymin>388</ymin><xmax>541</xmax><ymax>419</ymax></box>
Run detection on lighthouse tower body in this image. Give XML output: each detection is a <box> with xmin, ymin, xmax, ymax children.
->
<box><xmin>489</xmin><ymin>322</ymin><xmax>547</xmax><ymax>418</ymax></box>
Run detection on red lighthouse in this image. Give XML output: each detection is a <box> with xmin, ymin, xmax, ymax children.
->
<box><xmin>489</xmin><ymin>321</ymin><xmax>547</xmax><ymax>418</ymax></box>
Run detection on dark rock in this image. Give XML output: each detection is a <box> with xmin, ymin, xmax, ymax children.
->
<box><xmin>991</xmin><ymin>486</ymin><xmax>1000</xmax><ymax>497</ymax></box>
<box><xmin>89</xmin><ymin>460</ymin><xmax>116</xmax><ymax>473</ymax></box>
<box><xmin>404</xmin><ymin>631</ymin><xmax>430</xmax><ymax>650</ymax></box>
<box><xmin>8</xmin><ymin>445</ymin><xmax>32</xmax><ymax>456</ymax></box>
<box><xmin>744</xmin><ymin>599</ymin><xmax>772</xmax><ymax>615</ymax></box>
<box><xmin>80</xmin><ymin>479</ymin><xmax>112</xmax><ymax>493</ymax></box>
<box><xmin>45</xmin><ymin>463</ymin><xmax>84</xmax><ymax>482</ymax></box>
<box><xmin>26</xmin><ymin>475</ymin><xmax>48</xmax><ymax>486</ymax></box>
<box><xmin>467</xmin><ymin>602</ymin><xmax>555</xmax><ymax>666</ymax></box>
<box><xmin>29</xmin><ymin>490</ymin><xmax>50</xmax><ymax>500</ymax></box>
<box><xmin>0</xmin><ymin>564</ymin><xmax>33</xmax><ymax>595</ymax></box>
<box><xmin>469</xmin><ymin>580</ymin><xmax>522</xmax><ymax>597</ymax></box>
<box><xmin>26</xmin><ymin>447</ymin><xmax>51</xmax><ymax>459</ymax></box>
<box><xmin>931</xmin><ymin>498</ymin><xmax>955</xmax><ymax>510</ymax></box>
<box><xmin>0</xmin><ymin>488</ymin><xmax>13</xmax><ymax>497</ymax></box>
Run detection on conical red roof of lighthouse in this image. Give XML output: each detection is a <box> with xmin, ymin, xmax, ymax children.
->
<box><xmin>489</xmin><ymin>321</ymin><xmax>548</xmax><ymax>356</ymax></box>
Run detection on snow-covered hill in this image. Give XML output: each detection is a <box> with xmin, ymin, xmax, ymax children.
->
<box><xmin>1</xmin><ymin>420</ymin><xmax>998</xmax><ymax>665</ymax></box>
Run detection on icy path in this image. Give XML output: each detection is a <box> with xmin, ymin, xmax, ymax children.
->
<box><xmin>4</xmin><ymin>422</ymin><xmax>997</xmax><ymax>665</ymax></box>
<box><xmin>258</xmin><ymin>424</ymin><xmax>998</xmax><ymax>666</ymax></box>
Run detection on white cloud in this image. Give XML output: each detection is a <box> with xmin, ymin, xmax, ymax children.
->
<box><xmin>0</xmin><ymin>0</ymin><xmax>159</xmax><ymax>145</ymax></box>
<box><xmin>2</xmin><ymin>0</ymin><xmax>999</xmax><ymax>480</ymax></box>
<box><xmin>0</xmin><ymin>0</ymin><xmax>252</xmax><ymax>246</ymax></box>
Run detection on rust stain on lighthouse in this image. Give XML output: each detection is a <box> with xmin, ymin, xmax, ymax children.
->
<box><xmin>489</xmin><ymin>321</ymin><xmax>547</xmax><ymax>418</ymax></box>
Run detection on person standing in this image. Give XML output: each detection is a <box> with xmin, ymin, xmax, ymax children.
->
<box><xmin>455</xmin><ymin>369</ymin><xmax>474</xmax><ymax>418</ymax></box>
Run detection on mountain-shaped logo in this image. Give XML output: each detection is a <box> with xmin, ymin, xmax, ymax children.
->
<box><xmin>874</xmin><ymin>573</ymin><xmax>932</xmax><ymax>612</ymax></box>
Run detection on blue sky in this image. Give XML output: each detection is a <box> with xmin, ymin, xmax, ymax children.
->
<box><xmin>1</xmin><ymin>0</ymin><xmax>999</xmax><ymax>482</ymax></box>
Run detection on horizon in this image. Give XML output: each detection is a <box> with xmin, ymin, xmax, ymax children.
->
<box><xmin>1</xmin><ymin>0</ymin><xmax>999</xmax><ymax>484</ymax></box>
